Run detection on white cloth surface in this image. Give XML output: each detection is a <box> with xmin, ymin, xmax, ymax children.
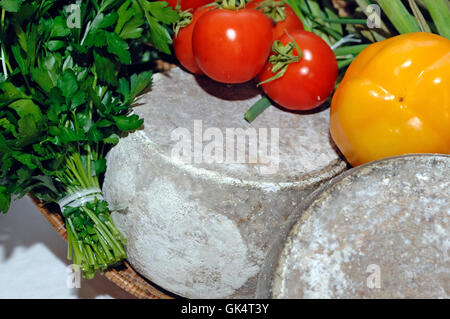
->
<box><xmin>0</xmin><ymin>196</ymin><xmax>135</xmax><ymax>299</ymax></box>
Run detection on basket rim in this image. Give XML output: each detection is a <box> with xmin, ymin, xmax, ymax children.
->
<box><xmin>29</xmin><ymin>194</ymin><xmax>176</xmax><ymax>300</ymax></box>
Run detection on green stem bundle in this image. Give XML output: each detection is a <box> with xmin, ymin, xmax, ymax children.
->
<box><xmin>57</xmin><ymin>147</ymin><xmax>127</xmax><ymax>278</ymax></box>
<box><xmin>376</xmin><ymin>0</ymin><xmax>421</xmax><ymax>34</ymax></box>
<box><xmin>422</xmin><ymin>0</ymin><xmax>450</xmax><ymax>39</ymax></box>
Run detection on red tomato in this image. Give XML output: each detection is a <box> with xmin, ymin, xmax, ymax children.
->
<box><xmin>174</xmin><ymin>7</ymin><xmax>210</xmax><ymax>74</ymax></box>
<box><xmin>164</xmin><ymin>0</ymin><xmax>211</xmax><ymax>11</ymax></box>
<box><xmin>259</xmin><ymin>30</ymin><xmax>338</xmax><ymax>111</ymax></box>
<box><xmin>192</xmin><ymin>8</ymin><xmax>273</xmax><ymax>83</ymax></box>
<box><xmin>247</xmin><ymin>0</ymin><xmax>303</xmax><ymax>40</ymax></box>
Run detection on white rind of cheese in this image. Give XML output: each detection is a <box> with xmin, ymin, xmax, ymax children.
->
<box><xmin>103</xmin><ymin>68</ymin><xmax>346</xmax><ymax>298</ymax></box>
<box><xmin>261</xmin><ymin>154</ymin><xmax>450</xmax><ymax>299</ymax></box>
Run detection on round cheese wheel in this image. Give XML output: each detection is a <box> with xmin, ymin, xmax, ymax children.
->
<box><xmin>103</xmin><ymin>68</ymin><xmax>346</xmax><ymax>298</ymax></box>
<box><xmin>258</xmin><ymin>154</ymin><xmax>450</xmax><ymax>299</ymax></box>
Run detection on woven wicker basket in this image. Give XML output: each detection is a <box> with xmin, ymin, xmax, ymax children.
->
<box><xmin>30</xmin><ymin>194</ymin><xmax>176</xmax><ymax>299</ymax></box>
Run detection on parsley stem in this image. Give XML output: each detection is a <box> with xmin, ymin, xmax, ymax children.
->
<box><xmin>1</xmin><ymin>47</ymin><xmax>7</xmax><ymax>78</ymax></box>
<box><xmin>80</xmin><ymin>21</ymin><xmax>91</xmax><ymax>46</ymax></box>
<box><xmin>95</xmin><ymin>228</ymin><xmax>115</xmax><ymax>263</ymax></box>
<box><xmin>1</xmin><ymin>9</ymin><xmax>4</xmax><ymax>29</ymax></box>
<box><xmin>0</xmin><ymin>8</ymin><xmax>8</xmax><ymax>78</ymax></box>
<box><xmin>83</xmin><ymin>206</ymin><xmax>126</xmax><ymax>257</ymax></box>
<box><xmin>66</xmin><ymin>221</ymin><xmax>73</xmax><ymax>260</ymax></box>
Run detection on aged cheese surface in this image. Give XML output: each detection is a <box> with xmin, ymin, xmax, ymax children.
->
<box><xmin>103</xmin><ymin>67</ymin><xmax>346</xmax><ymax>298</ymax></box>
<box><xmin>261</xmin><ymin>155</ymin><xmax>449</xmax><ymax>299</ymax></box>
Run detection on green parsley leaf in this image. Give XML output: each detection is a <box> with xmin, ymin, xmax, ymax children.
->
<box><xmin>0</xmin><ymin>0</ymin><xmax>23</xmax><ymax>12</ymax></box>
<box><xmin>88</xmin><ymin>126</ymin><xmax>103</xmax><ymax>143</ymax></box>
<box><xmin>12</xmin><ymin>151</ymin><xmax>37</xmax><ymax>169</ymax></box>
<box><xmin>145</xmin><ymin>16</ymin><xmax>173</xmax><ymax>55</ymax></box>
<box><xmin>17</xmin><ymin>114</ymin><xmax>40</xmax><ymax>147</ymax></box>
<box><xmin>58</xmin><ymin>70</ymin><xmax>79</xmax><ymax>99</ymax></box>
<box><xmin>93</xmin><ymin>51</ymin><xmax>118</xmax><ymax>85</ymax></box>
<box><xmin>94</xmin><ymin>158</ymin><xmax>106</xmax><ymax>175</ymax></box>
<box><xmin>71</xmin><ymin>91</ymin><xmax>86</xmax><ymax>110</ymax></box>
<box><xmin>0</xmin><ymin>185</ymin><xmax>11</xmax><ymax>213</ymax></box>
<box><xmin>146</xmin><ymin>1</ymin><xmax>180</xmax><ymax>24</ymax></box>
<box><xmin>103</xmin><ymin>133</ymin><xmax>119</xmax><ymax>144</ymax></box>
<box><xmin>106</xmin><ymin>32</ymin><xmax>131</xmax><ymax>64</ymax></box>
<box><xmin>113</xmin><ymin>114</ymin><xmax>143</xmax><ymax>131</ymax></box>
<box><xmin>50</xmin><ymin>16</ymin><xmax>71</xmax><ymax>38</ymax></box>
<box><xmin>0</xmin><ymin>81</ymin><xmax>28</xmax><ymax>103</ymax></box>
<box><xmin>8</xmin><ymin>99</ymin><xmax>43</xmax><ymax>122</ymax></box>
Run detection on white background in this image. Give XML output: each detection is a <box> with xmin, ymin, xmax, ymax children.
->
<box><xmin>0</xmin><ymin>196</ymin><xmax>135</xmax><ymax>299</ymax></box>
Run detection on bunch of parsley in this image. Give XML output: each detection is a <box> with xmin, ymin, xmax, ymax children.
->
<box><xmin>0</xmin><ymin>0</ymin><xmax>179</xmax><ymax>278</ymax></box>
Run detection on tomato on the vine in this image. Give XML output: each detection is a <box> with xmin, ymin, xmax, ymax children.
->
<box><xmin>259</xmin><ymin>30</ymin><xmax>338</xmax><ymax>111</ymax></box>
<box><xmin>192</xmin><ymin>8</ymin><xmax>273</xmax><ymax>84</ymax></box>
<box><xmin>164</xmin><ymin>0</ymin><xmax>212</xmax><ymax>11</ymax></box>
<box><xmin>247</xmin><ymin>0</ymin><xmax>303</xmax><ymax>40</ymax></box>
<box><xmin>174</xmin><ymin>7</ymin><xmax>210</xmax><ymax>74</ymax></box>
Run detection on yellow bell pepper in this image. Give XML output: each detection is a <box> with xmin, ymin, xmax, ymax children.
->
<box><xmin>330</xmin><ymin>32</ymin><xmax>450</xmax><ymax>166</ymax></box>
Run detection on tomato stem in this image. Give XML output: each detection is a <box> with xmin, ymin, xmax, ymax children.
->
<box><xmin>256</xmin><ymin>0</ymin><xmax>288</xmax><ymax>22</ymax></box>
<box><xmin>218</xmin><ymin>0</ymin><xmax>246</xmax><ymax>10</ymax></box>
<box><xmin>173</xmin><ymin>6</ymin><xmax>193</xmax><ymax>36</ymax></box>
<box><xmin>258</xmin><ymin>35</ymin><xmax>302</xmax><ymax>86</ymax></box>
<box><xmin>245</xmin><ymin>96</ymin><xmax>272</xmax><ymax>123</ymax></box>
